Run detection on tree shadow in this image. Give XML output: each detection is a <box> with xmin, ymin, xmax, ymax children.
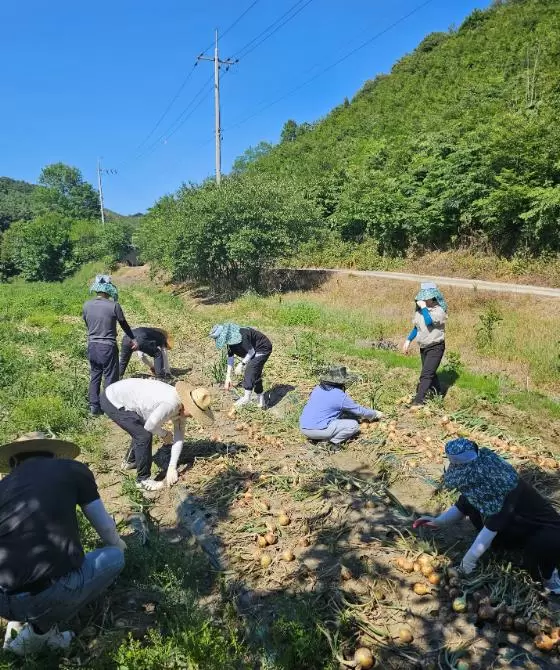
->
<box><xmin>439</xmin><ymin>369</ymin><xmax>459</xmax><ymax>396</ymax></box>
<box><xmin>170</xmin><ymin>455</ymin><xmax>554</xmax><ymax>669</ymax></box>
<box><xmin>153</xmin><ymin>438</ymin><xmax>248</xmax><ymax>472</ymax></box>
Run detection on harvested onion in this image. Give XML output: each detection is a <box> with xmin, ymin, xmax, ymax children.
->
<box><xmin>413</xmin><ymin>583</ymin><xmax>429</xmax><ymax>596</ymax></box>
<box><xmin>256</xmin><ymin>535</ymin><xmax>267</xmax><ymax>548</ymax></box>
<box><xmin>353</xmin><ymin>647</ymin><xmax>374</xmax><ymax>669</ymax></box>
<box><xmin>534</xmin><ymin>633</ymin><xmax>556</xmax><ymax>652</ymax></box>
<box><xmin>278</xmin><ymin>513</ymin><xmax>291</xmax><ymax>527</ymax></box>
<box><xmin>421</xmin><ymin>565</ymin><xmax>434</xmax><ymax>577</ymax></box>
<box><xmin>428</xmin><ymin>573</ymin><xmax>441</xmax><ymax>585</ymax></box>
<box><xmin>340</xmin><ymin>565</ymin><xmax>353</xmax><ymax>581</ymax></box>
<box><xmin>281</xmin><ymin>550</ymin><xmax>295</xmax><ymax>562</ymax></box>
<box><xmin>264</xmin><ymin>532</ymin><xmax>277</xmax><ymax>546</ymax></box>
<box><xmin>260</xmin><ymin>554</ymin><xmax>272</xmax><ymax>568</ymax></box>
<box><xmin>398</xmin><ymin>628</ymin><xmax>413</xmax><ymax>644</ymax></box>
<box><xmin>401</xmin><ymin>559</ymin><xmax>414</xmax><ymax>573</ymax></box>
<box><xmin>452</xmin><ymin>595</ymin><xmax>467</xmax><ymax>613</ymax></box>
<box><xmin>478</xmin><ymin>605</ymin><xmax>496</xmax><ymax>621</ymax></box>
<box><xmin>526</xmin><ymin>619</ymin><xmax>541</xmax><ymax>636</ymax></box>
<box><xmin>413</xmin><ymin>561</ymin><xmax>421</xmax><ymax>572</ymax></box>
<box><xmin>513</xmin><ymin>617</ymin><xmax>527</xmax><ymax>632</ymax></box>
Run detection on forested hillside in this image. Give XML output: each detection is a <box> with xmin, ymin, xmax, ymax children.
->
<box><xmin>139</xmin><ymin>0</ymin><xmax>560</xmax><ymax>289</ymax></box>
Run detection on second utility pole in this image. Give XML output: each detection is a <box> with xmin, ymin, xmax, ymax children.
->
<box><xmin>198</xmin><ymin>30</ymin><xmax>236</xmax><ymax>185</ymax></box>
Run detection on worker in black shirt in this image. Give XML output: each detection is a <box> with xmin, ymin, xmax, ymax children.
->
<box><xmin>82</xmin><ymin>275</ymin><xmax>137</xmax><ymax>415</ymax></box>
<box><xmin>210</xmin><ymin>322</ymin><xmax>272</xmax><ymax>408</ymax></box>
<box><xmin>414</xmin><ymin>438</ymin><xmax>560</xmax><ymax>594</ymax></box>
<box><xmin>0</xmin><ymin>432</ymin><xmax>126</xmax><ymax>656</ymax></box>
<box><xmin>119</xmin><ymin>327</ymin><xmax>174</xmax><ymax>378</ymax></box>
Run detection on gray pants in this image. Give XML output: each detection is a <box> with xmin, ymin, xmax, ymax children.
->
<box><xmin>301</xmin><ymin>419</ymin><xmax>360</xmax><ymax>445</ymax></box>
<box><xmin>0</xmin><ymin>547</ymin><xmax>124</xmax><ymax>631</ymax></box>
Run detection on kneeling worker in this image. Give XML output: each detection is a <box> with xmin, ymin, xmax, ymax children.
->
<box><xmin>119</xmin><ymin>327</ymin><xmax>174</xmax><ymax>378</ymax></box>
<box><xmin>300</xmin><ymin>366</ymin><xmax>383</xmax><ymax>446</ymax></box>
<box><xmin>100</xmin><ymin>379</ymin><xmax>215</xmax><ymax>492</ymax></box>
<box><xmin>0</xmin><ymin>432</ymin><xmax>126</xmax><ymax>656</ymax></box>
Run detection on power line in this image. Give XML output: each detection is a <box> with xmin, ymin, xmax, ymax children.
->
<box><xmin>198</xmin><ymin>0</ymin><xmax>262</xmax><ymax>58</ymax></box>
<box><xmin>225</xmin><ymin>0</ymin><xmax>436</xmax><ymax>132</ymax></box>
<box><xmin>231</xmin><ymin>0</ymin><xmax>313</xmax><ymax>60</ymax></box>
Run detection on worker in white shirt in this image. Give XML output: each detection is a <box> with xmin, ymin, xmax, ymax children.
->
<box><xmin>99</xmin><ymin>379</ymin><xmax>214</xmax><ymax>492</ymax></box>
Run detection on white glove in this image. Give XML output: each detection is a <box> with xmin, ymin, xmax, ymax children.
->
<box><xmin>235</xmin><ymin>361</ymin><xmax>245</xmax><ymax>376</ymax></box>
<box><xmin>416</xmin><ymin>300</ymin><xmax>427</xmax><ymax>309</ymax></box>
<box><xmin>460</xmin><ymin>554</ymin><xmax>477</xmax><ymax>575</ymax></box>
<box><xmin>166</xmin><ymin>467</ymin><xmax>179</xmax><ymax>487</ymax></box>
<box><xmin>403</xmin><ymin>340</ymin><xmax>411</xmax><ymax>355</ymax></box>
<box><xmin>115</xmin><ymin>537</ymin><xmax>127</xmax><ymax>552</ymax></box>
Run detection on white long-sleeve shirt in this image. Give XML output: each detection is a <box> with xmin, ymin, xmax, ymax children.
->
<box><xmin>106</xmin><ymin>379</ymin><xmax>186</xmax><ymax>470</ymax></box>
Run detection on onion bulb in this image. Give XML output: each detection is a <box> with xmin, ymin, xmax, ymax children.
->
<box><xmin>260</xmin><ymin>554</ymin><xmax>272</xmax><ymax>568</ymax></box>
<box><xmin>428</xmin><ymin>573</ymin><xmax>441</xmax><ymax>585</ymax></box>
<box><xmin>413</xmin><ymin>583</ymin><xmax>429</xmax><ymax>596</ymax></box>
<box><xmin>496</xmin><ymin>613</ymin><xmax>513</xmax><ymax>630</ymax></box>
<box><xmin>298</xmin><ymin>537</ymin><xmax>310</xmax><ymax>547</ymax></box>
<box><xmin>256</xmin><ymin>535</ymin><xmax>267</xmax><ymax>548</ymax></box>
<box><xmin>402</xmin><ymin>559</ymin><xmax>414</xmax><ymax>573</ymax></box>
<box><xmin>421</xmin><ymin>564</ymin><xmax>434</xmax><ymax>577</ymax></box>
<box><xmin>549</xmin><ymin>627</ymin><xmax>560</xmax><ymax>641</ymax></box>
<box><xmin>456</xmin><ymin>662</ymin><xmax>470</xmax><ymax>670</ymax></box>
<box><xmin>534</xmin><ymin>633</ymin><xmax>556</xmax><ymax>652</ymax></box>
<box><xmin>281</xmin><ymin>550</ymin><xmax>295</xmax><ymax>562</ymax></box>
<box><xmin>513</xmin><ymin>617</ymin><xmax>527</xmax><ymax>632</ymax></box>
<box><xmin>398</xmin><ymin>628</ymin><xmax>413</xmax><ymax>644</ymax></box>
<box><xmin>278</xmin><ymin>513</ymin><xmax>291</xmax><ymax>527</ymax></box>
<box><xmin>264</xmin><ymin>532</ymin><xmax>277</xmax><ymax>546</ymax></box>
<box><xmin>353</xmin><ymin>647</ymin><xmax>374</xmax><ymax>669</ymax></box>
<box><xmin>447</xmin><ymin>567</ymin><xmax>460</xmax><ymax>579</ymax></box>
<box><xmin>478</xmin><ymin>605</ymin><xmax>496</xmax><ymax>621</ymax></box>
<box><xmin>413</xmin><ymin>561</ymin><xmax>421</xmax><ymax>572</ymax></box>
<box><xmin>340</xmin><ymin>565</ymin><xmax>353</xmax><ymax>581</ymax></box>
<box><xmin>418</xmin><ymin>554</ymin><xmax>433</xmax><ymax>567</ymax></box>
<box><xmin>452</xmin><ymin>595</ymin><xmax>467</xmax><ymax>613</ymax></box>
<box><xmin>396</xmin><ymin>557</ymin><xmax>405</xmax><ymax>569</ymax></box>
<box><xmin>243</xmin><ymin>490</ymin><xmax>253</xmax><ymax>500</ymax></box>
<box><xmin>526</xmin><ymin>619</ymin><xmax>541</xmax><ymax>636</ymax></box>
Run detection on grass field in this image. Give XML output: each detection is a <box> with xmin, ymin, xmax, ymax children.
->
<box><xmin>1</xmin><ymin>264</ymin><xmax>560</xmax><ymax>668</ymax></box>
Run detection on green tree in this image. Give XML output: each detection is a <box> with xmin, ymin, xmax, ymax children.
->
<box><xmin>3</xmin><ymin>214</ymin><xmax>72</xmax><ymax>281</ymax></box>
<box><xmin>33</xmin><ymin>163</ymin><xmax>99</xmax><ymax>220</ymax></box>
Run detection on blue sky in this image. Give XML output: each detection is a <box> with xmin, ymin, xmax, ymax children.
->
<box><xmin>0</xmin><ymin>0</ymin><xmax>491</xmax><ymax>214</ymax></box>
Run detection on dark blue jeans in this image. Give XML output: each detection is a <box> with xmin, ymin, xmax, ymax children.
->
<box><xmin>88</xmin><ymin>342</ymin><xmax>119</xmax><ymax>411</ymax></box>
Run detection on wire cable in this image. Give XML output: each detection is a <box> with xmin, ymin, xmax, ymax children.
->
<box><xmin>225</xmin><ymin>0</ymin><xmax>435</xmax><ymax>132</ymax></box>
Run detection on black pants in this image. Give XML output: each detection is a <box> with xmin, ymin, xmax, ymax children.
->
<box><xmin>100</xmin><ymin>392</ymin><xmax>153</xmax><ymax>481</ymax></box>
<box><xmin>119</xmin><ymin>336</ymin><xmax>164</xmax><ymax>377</ymax></box>
<box><xmin>88</xmin><ymin>342</ymin><xmax>119</xmax><ymax>411</ymax></box>
<box><xmin>243</xmin><ymin>353</ymin><xmax>271</xmax><ymax>394</ymax></box>
<box><xmin>462</xmin><ymin>501</ymin><xmax>560</xmax><ymax>581</ymax></box>
<box><xmin>413</xmin><ymin>341</ymin><xmax>445</xmax><ymax>405</ymax></box>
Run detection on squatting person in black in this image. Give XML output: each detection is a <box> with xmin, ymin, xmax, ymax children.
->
<box><xmin>210</xmin><ymin>322</ymin><xmax>272</xmax><ymax>408</ymax></box>
<box><xmin>414</xmin><ymin>438</ymin><xmax>560</xmax><ymax>593</ymax></box>
<box><xmin>119</xmin><ymin>326</ymin><xmax>174</xmax><ymax>378</ymax></box>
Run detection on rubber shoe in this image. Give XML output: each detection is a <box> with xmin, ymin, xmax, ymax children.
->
<box><xmin>3</xmin><ymin>622</ymin><xmax>23</xmax><ymax>648</ymax></box>
<box><xmin>4</xmin><ymin>624</ymin><xmax>74</xmax><ymax>656</ymax></box>
<box><xmin>136</xmin><ymin>479</ymin><xmax>164</xmax><ymax>492</ymax></box>
<box><xmin>544</xmin><ymin>568</ymin><xmax>560</xmax><ymax>595</ymax></box>
<box><xmin>120</xmin><ymin>459</ymin><xmax>136</xmax><ymax>471</ymax></box>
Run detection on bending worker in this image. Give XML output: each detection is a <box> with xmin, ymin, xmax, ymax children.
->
<box><xmin>82</xmin><ymin>275</ymin><xmax>137</xmax><ymax>416</ymax></box>
<box><xmin>300</xmin><ymin>366</ymin><xmax>383</xmax><ymax>445</ymax></box>
<box><xmin>210</xmin><ymin>323</ymin><xmax>272</xmax><ymax>409</ymax></box>
<box><xmin>414</xmin><ymin>438</ymin><xmax>560</xmax><ymax>594</ymax></box>
<box><xmin>100</xmin><ymin>378</ymin><xmax>215</xmax><ymax>492</ymax></box>
<box><xmin>119</xmin><ymin>327</ymin><xmax>173</xmax><ymax>378</ymax></box>
<box><xmin>0</xmin><ymin>432</ymin><xmax>126</xmax><ymax>656</ymax></box>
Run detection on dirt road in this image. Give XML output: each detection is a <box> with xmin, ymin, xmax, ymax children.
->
<box><xmin>298</xmin><ymin>267</ymin><xmax>560</xmax><ymax>298</ymax></box>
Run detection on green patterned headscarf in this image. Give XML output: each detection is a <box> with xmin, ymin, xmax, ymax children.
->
<box><xmin>443</xmin><ymin>438</ymin><xmax>518</xmax><ymax>516</ymax></box>
<box><xmin>415</xmin><ymin>282</ymin><xmax>448</xmax><ymax>313</ymax></box>
<box><xmin>90</xmin><ymin>274</ymin><xmax>118</xmax><ymax>301</ymax></box>
<box><xmin>209</xmin><ymin>323</ymin><xmax>242</xmax><ymax>350</ymax></box>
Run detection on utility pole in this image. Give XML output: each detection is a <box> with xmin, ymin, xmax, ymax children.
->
<box><xmin>198</xmin><ymin>30</ymin><xmax>237</xmax><ymax>185</ymax></box>
<box><xmin>97</xmin><ymin>158</ymin><xmax>105</xmax><ymax>224</ymax></box>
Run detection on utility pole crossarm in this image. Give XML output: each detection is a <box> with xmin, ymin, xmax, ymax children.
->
<box><xmin>197</xmin><ymin>29</ymin><xmax>237</xmax><ymax>185</ymax></box>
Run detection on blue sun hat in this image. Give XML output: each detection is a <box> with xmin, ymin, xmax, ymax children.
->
<box><xmin>415</xmin><ymin>282</ymin><xmax>448</xmax><ymax>313</ymax></box>
<box><xmin>443</xmin><ymin>438</ymin><xmax>518</xmax><ymax>516</ymax></box>
<box><xmin>209</xmin><ymin>323</ymin><xmax>242</xmax><ymax>350</ymax></box>
<box><xmin>90</xmin><ymin>274</ymin><xmax>118</xmax><ymax>301</ymax></box>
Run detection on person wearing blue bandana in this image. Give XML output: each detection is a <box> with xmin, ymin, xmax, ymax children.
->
<box><xmin>414</xmin><ymin>438</ymin><xmax>560</xmax><ymax>594</ymax></box>
<box><xmin>402</xmin><ymin>282</ymin><xmax>448</xmax><ymax>407</ymax></box>
<box><xmin>82</xmin><ymin>275</ymin><xmax>137</xmax><ymax>416</ymax></box>
<box><xmin>209</xmin><ymin>323</ymin><xmax>272</xmax><ymax>408</ymax></box>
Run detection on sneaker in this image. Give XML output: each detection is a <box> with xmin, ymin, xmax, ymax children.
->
<box><xmin>3</xmin><ymin>622</ymin><xmax>23</xmax><ymax>648</ymax></box>
<box><xmin>235</xmin><ymin>396</ymin><xmax>251</xmax><ymax>407</ymax></box>
<box><xmin>121</xmin><ymin>460</ymin><xmax>136</xmax><ymax>471</ymax></box>
<box><xmin>4</xmin><ymin>623</ymin><xmax>74</xmax><ymax>656</ymax></box>
<box><xmin>136</xmin><ymin>479</ymin><xmax>164</xmax><ymax>492</ymax></box>
<box><xmin>544</xmin><ymin>568</ymin><xmax>560</xmax><ymax>594</ymax></box>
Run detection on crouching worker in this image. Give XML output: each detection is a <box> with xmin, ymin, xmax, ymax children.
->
<box><xmin>0</xmin><ymin>432</ymin><xmax>126</xmax><ymax>656</ymax></box>
<box><xmin>119</xmin><ymin>327</ymin><xmax>174</xmax><ymax>378</ymax></box>
<box><xmin>414</xmin><ymin>438</ymin><xmax>560</xmax><ymax>594</ymax></box>
<box><xmin>100</xmin><ymin>379</ymin><xmax>215</xmax><ymax>492</ymax></box>
<box><xmin>210</xmin><ymin>323</ymin><xmax>272</xmax><ymax>409</ymax></box>
<box><xmin>299</xmin><ymin>366</ymin><xmax>384</xmax><ymax>446</ymax></box>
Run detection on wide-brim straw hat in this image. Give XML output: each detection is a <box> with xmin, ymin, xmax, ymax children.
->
<box><xmin>0</xmin><ymin>431</ymin><xmax>80</xmax><ymax>473</ymax></box>
<box><xmin>319</xmin><ymin>365</ymin><xmax>359</xmax><ymax>386</ymax></box>
<box><xmin>175</xmin><ymin>382</ymin><xmax>215</xmax><ymax>427</ymax></box>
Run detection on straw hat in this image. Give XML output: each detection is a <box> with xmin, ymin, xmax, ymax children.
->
<box><xmin>0</xmin><ymin>431</ymin><xmax>80</xmax><ymax>473</ymax></box>
<box><xmin>175</xmin><ymin>382</ymin><xmax>215</xmax><ymax>426</ymax></box>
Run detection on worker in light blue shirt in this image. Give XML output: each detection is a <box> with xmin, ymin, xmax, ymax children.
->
<box><xmin>299</xmin><ymin>366</ymin><xmax>383</xmax><ymax>446</ymax></box>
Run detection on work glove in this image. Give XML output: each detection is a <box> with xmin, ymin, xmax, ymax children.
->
<box><xmin>235</xmin><ymin>361</ymin><xmax>245</xmax><ymax>376</ymax></box>
<box><xmin>115</xmin><ymin>538</ymin><xmax>127</xmax><ymax>552</ymax></box>
<box><xmin>460</xmin><ymin>554</ymin><xmax>477</xmax><ymax>575</ymax></box>
<box><xmin>416</xmin><ymin>300</ymin><xmax>427</xmax><ymax>309</ymax></box>
<box><xmin>402</xmin><ymin>340</ymin><xmax>411</xmax><ymax>355</ymax></box>
<box><xmin>166</xmin><ymin>467</ymin><xmax>179</xmax><ymax>487</ymax></box>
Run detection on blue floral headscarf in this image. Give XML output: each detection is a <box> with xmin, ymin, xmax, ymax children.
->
<box><xmin>209</xmin><ymin>323</ymin><xmax>242</xmax><ymax>350</ymax></box>
<box><xmin>415</xmin><ymin>282</ymin><xmax>448</xmax><ymax>313</ymax></box>
<box><xmin>90</xmin><ymin>274</ymin><xmax>118</xmax><ymax>301</ymax></box>
<box><xmin>443</xmin><ymin>438</ymin><xmax>518</xmax><ymax>516</ymax></box>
